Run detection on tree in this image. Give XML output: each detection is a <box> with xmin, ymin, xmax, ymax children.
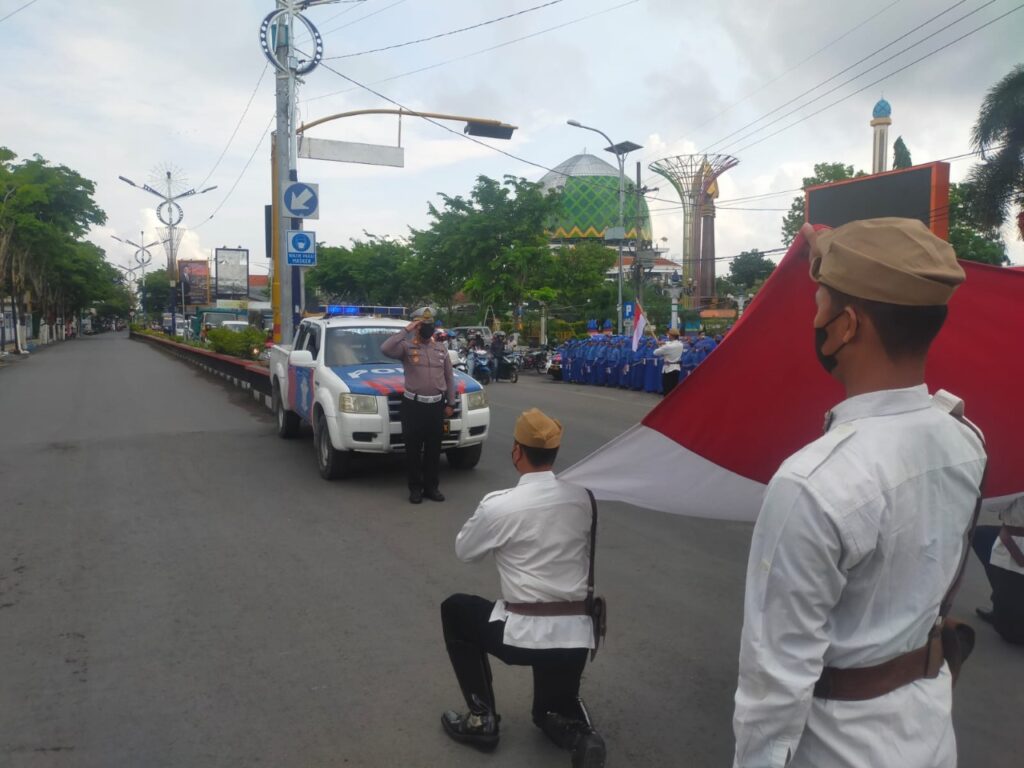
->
<box><xmin>141</xmin><ymin>270</ymin><xmax>173</xmax><ymax>320</ymax></box>
<box><xmin>780</xmin><ymin>162</ymin><xmax>866</xmax><ymax>245</ymax></box>
<box><xmin>947</xmin><ymin>182</ymin><xmax>1009</xmax><ymax>265</ymax></box>
<box><xmin>728</xmin><ymin>249</ymin><xmax>776</xmax><ymax>290</ymax></box>
<box><xmin>306</xmin><ymin>233</ymin><xmax>416</xmax><ymax>307</ymax></box>
<box><xmin>893</xmin><ymin>136</ymin><xmax>913</xmax><ymax>169</ymax></box>
<box><xmin>409</xmin><ymin>175</ymin><xmax>562</xmax><ymax>314</ymax></box>
<box><xmin>968</xmin><ymin>64</ymin><xmax>1024</xmax><ymax>237</ymax></box>
<box><xmin>548</xmin><ymin>241</ymin><xmax>616</xmax><ymax>309</ymax></box>
<box><xmin>0</xmin><ymin>148</ymin><xmax>107</xmax><ymax>348</ymax></box>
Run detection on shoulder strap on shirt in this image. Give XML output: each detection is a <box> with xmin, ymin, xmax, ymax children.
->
<box><xmin>585</xmin><ymin>489</ymin><xmax>597</xmax><ymax>611</ymax></box>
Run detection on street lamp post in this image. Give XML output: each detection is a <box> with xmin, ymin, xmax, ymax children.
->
<box><xmin>567</xmin><ymin>120</ymin><xmax>641</xmax><ymax>335</ymax></box>
<box><xmin>118</xmin><ymin>174</ymin><xmax>216</xmax><ymax>336</ymax></box>
<box><xmin>112</xmin><ymin>231</ymin><xmax>161</xmax><ymax>318</ymax></box>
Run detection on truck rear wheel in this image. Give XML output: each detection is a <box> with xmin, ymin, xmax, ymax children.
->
<box><xmin>446</xmin><ymin>443</ymin><xmax>482</xmax><ymax>470</ymax></box>
<box><xmin>274</xmin><ymin>381</ymin><xmax>300</xmax><ymax>439</ymax></box>
<box><xmin>316</xmin><ymin>411</ymin><xmax>353</xmax><ymax>480</ymax></box>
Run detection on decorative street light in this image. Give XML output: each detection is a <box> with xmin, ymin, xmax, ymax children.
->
<box><xmin>112</xmin><ymin>231</ymin><xmax>163</xmax><ymax>316</ymax></box>
<box><xmin>566</xmin><ymin>119</ymin><xmax>641</xmax><ymax>335</ymax></box>
<box><xmin>118</xmin><ymin>172</ymin><xmax>216</xmax><ymax>335</ymax></box>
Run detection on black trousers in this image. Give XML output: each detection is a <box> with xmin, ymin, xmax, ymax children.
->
<box><xmin>441</xmin><ymin>594</ymin><xmax>588</xmax><ymax>724</ymax></box>
<box><xmin>400</xmin><ymin>398</ymin><xmax>444</xmax><ymax>492</ymax></box>
<box><xmin>661</xmin><ymin>369</ymin><xmax>680</xmax><ymax>396</ymax></box>
<box><xmin>972</xmin><ymin>525</ymin><xmax>1024</xmax><ymax>644</ymax></box>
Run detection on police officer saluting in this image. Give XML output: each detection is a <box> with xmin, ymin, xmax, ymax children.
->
<box><xmin>732</xmin><ymin>219</ymin><xmax>987</xmax><ymax>768</ymax></box>
<box><xmin>381</xmin><ymin>307</ymin><xmax>456</xmax><ymax>504</ymax></box>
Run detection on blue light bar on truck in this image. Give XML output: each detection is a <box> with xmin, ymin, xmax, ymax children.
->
<box><xmin>324</xmin><ymin>305</ymin><xmax>407</xmax><ymax>317</ymax></box>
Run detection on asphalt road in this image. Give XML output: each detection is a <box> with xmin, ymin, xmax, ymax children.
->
<box><xmin>0</xmin><ymin>333</ymin><xmax>1019</xmax><ymax>768</ymax></box>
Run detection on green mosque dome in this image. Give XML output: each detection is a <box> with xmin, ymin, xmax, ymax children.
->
<box><xmin>539</xmin><ymin>153</ymin><xmax>652</xmax><ymax>241</ymax></box>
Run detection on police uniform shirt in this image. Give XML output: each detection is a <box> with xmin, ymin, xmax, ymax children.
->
<box><xmin>455</xmin><ymin>471</ymin><xmax>594</xmax><ymax>650</ymax></box>
<box><xmin>733</xmin><ymin>386</ymin><xmax>986</xmax><ymax>768</ymax></box>
<box><xmin>381</xmin><ymin>330</ymin><xmax>456</xmax><ymax>402</ymax></box>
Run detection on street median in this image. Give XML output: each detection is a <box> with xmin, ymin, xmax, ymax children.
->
<box><xmin>130</xmin><ymin>331</ymin><xmax>273</xmax><ymax>409</ymax></box>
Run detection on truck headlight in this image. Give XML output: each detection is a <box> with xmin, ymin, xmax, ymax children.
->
<box><xmin>466</xmin><ymin>390</ymin><xmax>488</xmax><ymax>411</ymax></box>
<box><xmin>339</xmin><ymin>393</ymin><xmax>378</xmax><ymax>414</ymax></box>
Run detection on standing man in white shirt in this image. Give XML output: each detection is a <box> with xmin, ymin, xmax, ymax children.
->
<box><xmin>971</xmin><ymin>498</ymin><xmax>1024</xmax><ymax>644</ymax></box>
<box><xmin>440</xmin><ymin>408</ymin><xmax>606</xmax><ymax>768</ymax></box>
<box><xmin>653</xmin><ymin>327</ymin><xmax>685</xmax><ymax>395</ymax></box>
<box><xmin>732</xmin><ymin>218</ymin><xmax>987</xmax><ymax>768</ymax></box>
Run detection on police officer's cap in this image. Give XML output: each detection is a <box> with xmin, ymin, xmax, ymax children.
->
<box><xmin>804</xmin><ymin>218</ymin><xmax>965</xmax><ymax>306</ymax></box>
<box><xmin>411</xmin><ymin>306</ymin><xmax>435</xmax><ymax>322</ymax></box>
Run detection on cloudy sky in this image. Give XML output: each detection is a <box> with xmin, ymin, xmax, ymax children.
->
<box><xmin>2</xmin><ymin>0</ymin><xmax>1021</xmax><ymax>281</ymax></box>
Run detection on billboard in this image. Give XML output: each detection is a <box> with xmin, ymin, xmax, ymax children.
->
<box><xmin>805</xmin><ymin>161</ymin><xmax>950</xmax><ymax>239</ymax></box>
<box><xmin>215</xmin><ymin>247</ymin><xmax>249</xmax><ymax>299</ymax></box>
<box><xmin>178</xmin><ymin>260</ymin><xmax>210</xmax><ymax>307</ymax></box>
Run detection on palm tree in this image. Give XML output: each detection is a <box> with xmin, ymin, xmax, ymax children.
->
<box><xmin>968</xmin><ymin>64</ymin><xmax>1024</xmax><ymax>239</ymax></box>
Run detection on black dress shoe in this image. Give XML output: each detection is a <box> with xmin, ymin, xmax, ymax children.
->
<box><xmin>409</xmin><ymin>489</ymin><xmax>423</xmax><ymax>504</ymax></box>
<box><xmin>423</xmin><ymin>489</ymin><xmax>445</xmax><ymax>502</ymax></box>
<box><xmin>976</xmin><ymin>607</ymin><xmax>995</xmax><ymax>625</ymax></box>
<box><xmin>441</xmin><ymin>707</ymin><xmax>499</xmax><ymax>751</ymax></box>
<box><xmin>573</xmin><ymin>730</ymin><xmax>607</xmax><ymax>768</ymax></box>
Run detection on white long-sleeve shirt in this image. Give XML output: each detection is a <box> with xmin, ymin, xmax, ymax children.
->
<box><xmin>733</xmin><ymin>386</ymin><xmax>986</xmax><ymax>768</ymax></box>
<box><xmin>653</xmin><ymin>339</ymin><xmax>684</xmax><ymax>372</ymax></box>
<box><xmin>455</xmin><ymin>471</ymin><xmax>595</xmax><ymax>649</ymax></box>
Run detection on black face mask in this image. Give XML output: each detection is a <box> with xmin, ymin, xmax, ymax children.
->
<box><xmin>814</xmin><ymin>311</ymin><xmax>849</xmax><ymax>374</ymax></box>
<box><xmin>418</xmin><ymin>323</ymin><xmax>435</xmax><ymax>340</ymax></box>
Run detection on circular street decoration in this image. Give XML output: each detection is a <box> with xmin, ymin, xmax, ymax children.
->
<box><xmin>259</xmin><ymin>10</ymin><xmax>322</xmax><ymax>75</ymax></box>
<box><xmin>134</xmin><ymin>249</ymin><xmax>153</xmax><ymax>267</ymax></box>
<box><xmin>156</xmin><ymin>200</ymin><xmax>184</xmax><ymax>226</ymax></box>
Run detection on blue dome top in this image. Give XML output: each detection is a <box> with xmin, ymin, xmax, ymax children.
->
<box><xmin>872</xmin><ymin>98</ymin><xmax>892</xmax><ymax>119</ymax></box>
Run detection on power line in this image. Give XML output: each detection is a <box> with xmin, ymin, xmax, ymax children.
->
<box><xmin>321</xmin><ymin>0</ymin><xmax>409</xmax><ymax>36</ymax></box>
<box><xmin>191</xmin><ymin>113</ymin><xmax>275</xmax><ymax>231</ymax></box>
<box><xmin>727</xmin><ymin>3</ymin><xmax>1023</xmax><ymax>156</ymax></box>
<box><xmin>325</xmin><ymin>0</ymin><xmax>565</xmax><ymax>60</ymax></box>
<box><xmin>319</xmin><ymin>0</ymin><xmax>369</xmax><ymax>26</ymax></box>
<box><xmin>0</xmin><ymin>0</ymin><xmax>40</xmax><ymax>24</ymax></box>
<box><xmin>302</xmin><ymin>0</ymin><xmax>641</xmax><ymax>104</ymax></box>
<box><xmin>695</xmin><ymin>0</ymin><xmax>906</xmax><ymax>132</ymax></box>
<box><xmin>196</xmin><ymin>63</ymin><xmax>269</xmax><ymax>190</ymax></box>
<box><xmin>701</xmin><ymin>0</ymin><xmax>984</xmax><ymax>153</ymax></box>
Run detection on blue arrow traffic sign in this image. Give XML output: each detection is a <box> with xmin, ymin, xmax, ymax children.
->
<box><xmin>282</xmin><ymin>181</ymin><xmax>319</xmax><ymax>219</ymax></box>
<box><xmin>287</xmin><ymin>230</ymin><xmax>317</xmax><ymax>267</ymax></box>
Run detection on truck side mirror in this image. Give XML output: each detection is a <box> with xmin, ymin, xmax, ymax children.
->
<box><xmin>290</xmin><ymin>349</ymin><xmax>314</xmax><ymax>366</ymax></box>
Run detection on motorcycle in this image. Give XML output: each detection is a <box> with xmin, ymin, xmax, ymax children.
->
<box><xmin>494</xmin><ymin>351</ymin><xmax>520</xmax><ymax>383</ymax></box>
<box><xmin>470</xmin><ymin>349</ymin><xmax>492</xmax><ymax>384</ymax></box>
<box><xmin>521</xmin><ymin>348</ymin><xmax>548</xmax><ymax>374</ymax></box>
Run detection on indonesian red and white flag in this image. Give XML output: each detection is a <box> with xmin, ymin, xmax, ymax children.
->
<box><xmin>631</xmin><ymin>302</ymin><xmax>647</xmax><ymax>352</ymax></box>
<box><xmin>562</xmin><ymin>227</ymin><xmax>1024</xmax><ymax>521</ymax></box>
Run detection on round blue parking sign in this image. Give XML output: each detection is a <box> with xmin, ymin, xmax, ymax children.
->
<box><xmin>291</xmin><ymin>233</ymin><xmax>311</xmax><ymax>252</ymax></box>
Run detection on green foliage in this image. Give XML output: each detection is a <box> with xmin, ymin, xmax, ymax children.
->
<box><xmin>0</xmin><ymin>148</ymin><xmax>110</xmax><ymax>348</ymax></box>
<box><xmin>893</xmin><ymin>136</ymin><xmax>913</xmax><ymax>169</ymax></box>
<box><xmin>948</xmin><ymin>182</ymin><xmax>1009</xmax><ymax>265</ymax></box>
<box><xmin>141</xmin><ymin>270</ymin><xmax>172</xmax><ymax>318</ymax></box>
<box><xmin>306</xmin><ymin>233</ymin><xmax>417</xmax><ymax>307</ymax></box>
<box><xmin>968</xmin><ymin>64</ymin><xmax>1024</xmax><ymax>233</ymax></box>
<box><xmin>780</xmin><ymin>162</ymin><xmax>866</xmax><ymax>245</ymax></box>
<box><xmin>206</xmin><ymin>326</ymin><xmax>266</xmax><ymax>360</ymax></box>
<box><xmin>410</xmin><ymin>175</ymin><xmax>562</xmax><ymax>312</ymax></box>
<box><xmin>728</xmin><ymin>249</ymin><xmax>776</xmax><ymax>290</ymax></box>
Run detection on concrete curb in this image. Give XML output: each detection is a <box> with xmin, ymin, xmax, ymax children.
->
<box><xmin>130</xmin><ymin>331</ymin><xmax>273</xmax><ymax>410</ymax></box>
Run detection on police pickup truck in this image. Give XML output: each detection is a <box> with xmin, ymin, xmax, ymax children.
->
<box><xmin>268</xmin><ymin>311</ymin><xmax>490</xmax><ymax>479</ymax></box>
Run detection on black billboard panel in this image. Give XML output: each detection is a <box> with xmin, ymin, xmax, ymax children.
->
<box><xmin>805</xmin><ymin>162</ymin><xmax>950</xmax><ymax>239</ymax></box>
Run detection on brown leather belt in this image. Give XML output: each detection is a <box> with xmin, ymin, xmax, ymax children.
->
<box><xmin>505</xmin><ymin>600</ymin><xmax>589</xmax><ymax>617</ymax></box>
<box><xmin>813</xmin><ymin>629</ymin><xmax>944</xmax><ymax>701</ymax></box>
<box><xmin>999</xmin><ymin>525</ymin><xmax>1024</xmax><ymax>567</ymax></box>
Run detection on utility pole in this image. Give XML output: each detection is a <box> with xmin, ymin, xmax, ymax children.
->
<box><xmin>273</xmin><ymin>1</ymin><xmax>296</xmax><ymax>345</ymax></box>
<box><xmin>633</xmin><ymin>162</ymin><xmax>658</xmax><ymax>307</ymax></box>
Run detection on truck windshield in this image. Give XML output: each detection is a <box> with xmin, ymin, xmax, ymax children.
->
<box><xmin>324</xmin><ymin>326</ymin><xmax>399</xmax><ymax>367</ymax></box>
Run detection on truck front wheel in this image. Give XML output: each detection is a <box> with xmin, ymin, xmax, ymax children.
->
<box><xmin>274</xmin><ymin>381</ymin><xmax>300</xmax><ymax>439</ymax></box>
<box><xmin>446</xmin><ymin>443</ymin><xmax>482</xmax><ymax>470</ymax></box>
<box><xmin>316</xmin><ymin>411</ymin><xmax>354</xmax><ymax>480</ymax></box>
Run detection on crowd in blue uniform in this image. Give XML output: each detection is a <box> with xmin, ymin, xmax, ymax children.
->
<box><xmin>557</xmin><ymin>331</ymin><xmax>720</xmax><ymax>393</ymax></box>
